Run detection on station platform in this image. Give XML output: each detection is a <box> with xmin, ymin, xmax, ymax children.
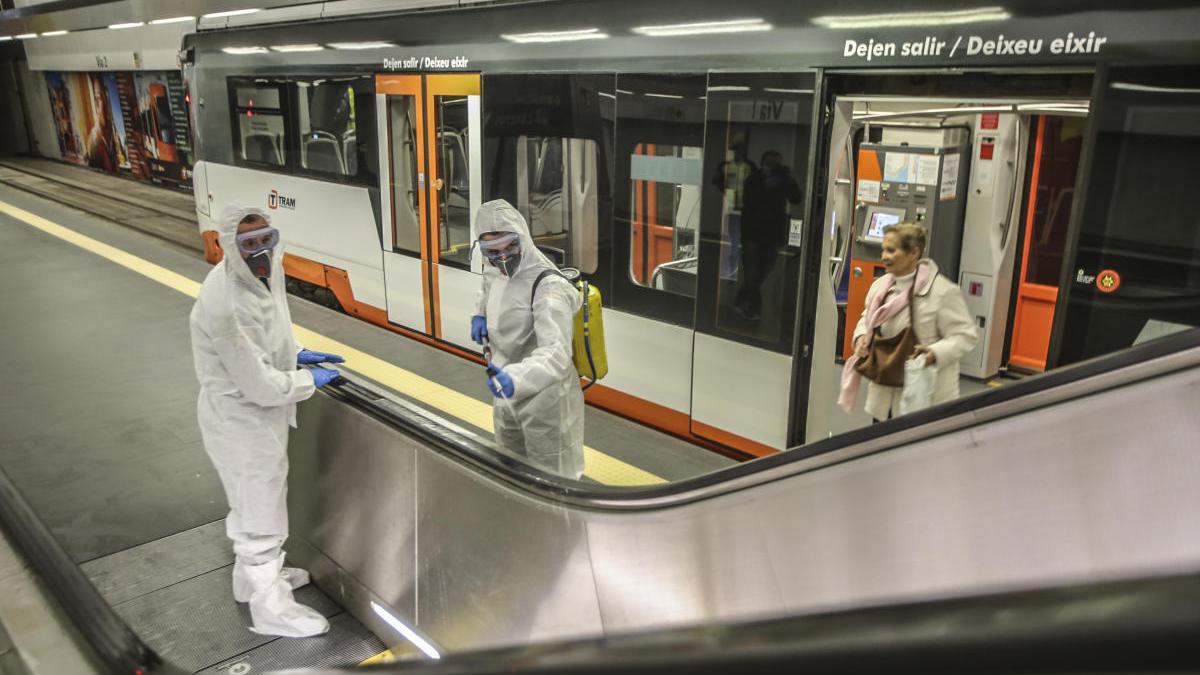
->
<box><xmin>0</xmin><ymin>168</ymin><xmax>730</xmax><ymax>671</ymax></box>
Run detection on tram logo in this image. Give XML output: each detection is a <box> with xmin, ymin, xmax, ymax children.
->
<box><xmin>268</xmin><ymin>189</ymin><xmax>296</xmax><ymax>210</ymax></box>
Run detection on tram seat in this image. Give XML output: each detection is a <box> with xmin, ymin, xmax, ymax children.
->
<box><xmin>244</xmin><ymin>133</ymin><xmax>283</xmax><ymax>165</ymax></box>
<box><xmin>304</xmin><ymin>130</ymin><xmax>345</xmax><ymax>175</ymax></box>
<box><xmin>342</xmin><ymin>133</ymin><xmax>357</xmax><ymax>175</ymax></box>
<box><xmin>529</xmin><ymin>190</ymin><xmax>564</xmax><ymax>237</ymax></box>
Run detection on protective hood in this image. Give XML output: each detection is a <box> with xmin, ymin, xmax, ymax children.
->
<box><xmin>210</xmin><ymin>205</ymin><xmax>298</xmax><ymax>377</ymax></box>
<box><xmin>217</xmin><ymin>205</ymin><xmax>284</xmax><ymax>289</ymax></box>
<box><xmin>474</xmin><ymin>199</ymin><xmax>557</xmax><ymax>279</ymax></box>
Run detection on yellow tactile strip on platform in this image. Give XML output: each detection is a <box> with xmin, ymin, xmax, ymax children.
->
<box><xmin>0</xmin><ymin>199</ymin><xmax>665</xmax><ymax>487</ymax></box>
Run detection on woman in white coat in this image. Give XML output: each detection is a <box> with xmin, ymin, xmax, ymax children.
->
<box><xmin>841</xmin><ymin>223</ymin><xmax>978</xmax><ymax>421</ymax></box>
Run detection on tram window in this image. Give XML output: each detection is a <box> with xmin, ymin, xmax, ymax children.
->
<box><xmin>488</xmin><ymin>135</ymin><xmax>599</xmax><ymax>272</ymax></box>
<box><xmin>230</xmin><ymin>81</ymin><xmax>288</xmax><ymax>168</ymax></box>
<box><xmin>612</xmin><ymin>73</ymin><xmax>706</xmax><ymax>321</ymax></box>
<box><xmin>389</xmin><ymin>96</ymin><xmax>421</xmax><ymax>255</ymax></box>
<box><xmin>293</xmin><ymin>76</ymin><xmax>377</xmax><ymax>185</ymax></box>
<box><xmin>436</xmin><ymin>96</ymin><xmax>473</xmax><ymax>267</ymax></box>
<box><xmin>481</xmin><ymin>74</ymin><xmax>608</xmax><ymax>275</ymax></box>
<box><xmin>1056</xmin><ymin>66</ymin><xmax>1200</xmax><ymax>364</ymax></box>
<box><xmin>695</xmin><ymin>72</ymin><xmax>814</xmax><ymax>353</ymax></box>
<box><xmin>628</xmin><ymin>143</ymin><xmax>702</xmax><ymax>294</ymax></box>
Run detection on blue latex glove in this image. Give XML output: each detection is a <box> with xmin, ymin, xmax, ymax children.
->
<box><xmin>485</xmin><ymin>363</ymin><xmax>514</xmax><ymax>398</ymax></box>
<box><xmin>470</xmin><ymin>315</ymin><xmax>488</xmax><ymax>345</ymax></box>
<box><xmin>310</xmin><ymin>367</ymin><xmax>341</xmax><ymax>388</ymax></box>
<box><xmin>298</xmin><ymin>349</ymin><xmax>346</xmax><ymax>365</ymax></box>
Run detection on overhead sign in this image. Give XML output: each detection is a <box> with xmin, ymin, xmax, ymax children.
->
<box><xmin>841</xmin><ymin>30</ymin><xmax>1108</xmax><ymax>63</ymax></box>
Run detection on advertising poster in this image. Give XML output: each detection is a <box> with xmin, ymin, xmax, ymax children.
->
<box><xmin>45</xmin><ymin>72</ymin><xmax>130</xmax><ymax>172</ymax></box>
<box><xmin>132</xmin><ymin>71</ymin><xmax>193</xmax><ymax>188</ymax></box>
<box><xmin>43</xmin><ymin>69</ymin><xmax>192</xmax><ymax>189</ymax></box>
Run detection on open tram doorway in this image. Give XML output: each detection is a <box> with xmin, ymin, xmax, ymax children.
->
<box><xmin>802</xmin><ymin>72</ymin><xmax>1092</xmax><ymax>439</ymax></box>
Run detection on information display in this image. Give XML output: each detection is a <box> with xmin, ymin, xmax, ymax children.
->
<box><xmin>863</xmin><ymin>206</ymin><xmax>905</xmax><ymax>240</ymax></box>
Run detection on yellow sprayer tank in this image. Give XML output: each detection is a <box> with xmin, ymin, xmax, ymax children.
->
<box><xmin>573</xmin><ymin>279</ymin><xmax>607</xmax><ymax>384</ymax></box>
<box><xmin>532</xmin><ymin>269</ymin><xmax>608</xmax><ymax>386</ymax></box>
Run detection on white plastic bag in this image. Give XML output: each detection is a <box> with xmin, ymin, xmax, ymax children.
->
<box><xmin>899</xmin><ymin>354</ymin><xmax>935</xmax><ymax>415</ymax></box>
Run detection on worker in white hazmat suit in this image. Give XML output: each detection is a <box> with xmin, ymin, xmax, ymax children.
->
<box><xmin>189</xmin><ymin>206</ymin><xmax>344</xmax><ymax>638</ymax></box>
<box><xmin>470</xmin><ymin>200</ymin><xmax>585</xmax><ymax>479</ymax></box>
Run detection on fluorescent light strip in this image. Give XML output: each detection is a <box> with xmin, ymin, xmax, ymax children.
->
<box><xmin>763</xmin><ymin>87</ymin><xmax>814</xmax><ymax>94</ymax></box>
<box><xmin>708</xmin><ymin>85</ymin><xmax>751</xmax><ymax>92</ymax></box>
<box><xmin>327</xmin><ymin>41</ymin><xmax>395</xmax><ymax>50</ymax></box>
<box><xmin>853</xmin><ymin>105</ymin><xmax>1014</xmax><ymax>121</ymax></box>
<box><xmin>108</xmin><ymin>22</ymin><xmax>145</xmax><ymax>29</ymax></box>
<box><xmin>812</xmin><ymin>7</ymin><xmax>1010</xmax><ymax>29</ymax></box>
<box><xmin>501</xmin><ymin>28</ymin><xmax>607</xmax><ymax>43</ymax></box>
<box><xmin>150</xmin><ymin>16</ymin><xmax>195</xmax><ymax>25</ymax></box>
<box><xmin>270</xmin><ymin>44</ymin><xmax>324</xmax><ymax>52</ymax></box>
<box><xmin>222</xmin><ymin>46</ymin><xmax>269</xmax><ymax>55</ymax></box>
<box><xmin>370</xmin><ymin>602</ymin><xmax>441</xmax><ymax>659</ymax></box>
<box><xmin>16</xmin><ymin>33</ymin><xmax>37</xmax><ymax>39</ymax></box>
<box><xmin>0</xmin><ymin>36</ymin><xmax>12</xmax><ymax>42</ymax></box>
<box><xmin>598</xmin><ymin>91</ymin><xmax>616</xmax><ymax>99</ymax></box>
<box><xmin>1110</xmin><ymin>82</ymin><xmax>1200</xmax><ymax>95</ymax></box>
<box><xmin>632</xmin><ymin>18</ymin><xmax>771</xmax><ymax>37</ymax></box>
<box><xmin>203</xmin><ymin>8</ymin><xmax>262</xmax><ymax>19</ymax></box>
<box><xmin>41</xmin><ymin>30</ymin><xmax>68</xmax><ymax>36</ymax></box>
<box><xmin>644</xmin><ymin>93</ymin><xmax>684</xmax><ymax>99</ymax></box>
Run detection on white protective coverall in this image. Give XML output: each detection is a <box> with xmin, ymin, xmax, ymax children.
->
<box><xmin>189</xmin><ymin>206</ymin><xmax>328</xmax><ymax>638</ymax></box>
<box><xmin>474</xmin><ymin>200</ymin><xmax>585</xmax><ymax>479</ymax></box>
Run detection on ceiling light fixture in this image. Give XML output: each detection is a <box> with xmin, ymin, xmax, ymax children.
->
<box><xmin>644</xmin><ymin>93</ymin><xmax>684</xmax><ymax>99</ymax></box>
<box><xmin>150</xmin><ymin>16</ymin><xmax>196</xmax><ymax>25</ymax></box>
<box><xmin>632</xmin><ymin>18</ymin><xmax>772</xmax><ymax>37</ymax></box>
<box><xmin>501</xmin><ymin>28</ymin><xmax>607</xmax><ymax>43</ymax></box>
<box><xmin>0</xmin><ymin>36</ymin><xmax>12</xmax><ymax>42</ymax></box>
<box><xmin>108</xmin><ymin>22</ymin><xmax>145</xmax><ymax>29</ymax></box>
<box><xmin>16</xmin><ymin>33</ymin><xmax>37</xmax><ymax>39</ymax></box>
<box><xmin>203</xmin><ymin>8</ymin><xmax>262</xmax><ymax>19</ymax></box>
<box><xmin>270</xmin><ymin>44</ymin><xmax>324</xmax><ymax>52</ymax></box>
<box><xmin>327</xmin><ymin>41</ymin><xmax>395</xmax><ymax>50</ymax></box>
<box><xmin>1110</xmin><ymin>82</ymin><xmax>1200</xmax><ymax>95</ymax></box>
<box><xmin>812</xmin><ymin>7</ymin><xmax>1010</xmax><ymax>29</ymax></box>
<box><xmin>222</xmin><ymin>46</ymin><xmax>269</xmax><ymax>55</ymax></box>
<box><xmin>41</xmin><ymin>30</ymin><xmax>68</xmax><ymax>36</ymax></box>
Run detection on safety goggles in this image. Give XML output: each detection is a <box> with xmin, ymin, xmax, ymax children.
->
<box><xmin>477</xmin><ymin>232</ymin><xmax>521</xmax><ymax>262</ymax></box>
<box><xmin>235</xmin><ymin>226</ymin><xmax>280</xmax><ymax>255</ymax></box>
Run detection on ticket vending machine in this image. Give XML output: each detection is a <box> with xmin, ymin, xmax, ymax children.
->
<box><xmin>842</xmin><ymin>128</ymin><xmax>971</xmax><ymax>357</ymax></box>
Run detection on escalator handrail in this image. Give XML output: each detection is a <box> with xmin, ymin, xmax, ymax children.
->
<box><xmin>321</xmin><ymin>327</ymin><xmax>1200</xmax><ymax>510</ymax></box>
<box><xmin>0</xmin><ymin>467</ymin><xmax>182</xmax><ymax>674</ymax></box>
<box><xmin>313</xmin><ymin>572</ymin><xmax>1200</xmax><ymax>673</ymax></box>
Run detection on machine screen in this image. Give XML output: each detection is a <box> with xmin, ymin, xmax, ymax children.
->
<box><xmin>863</xmin><ymin>208</ymin><xmax>904</xmax><ymax>241</ymax></box>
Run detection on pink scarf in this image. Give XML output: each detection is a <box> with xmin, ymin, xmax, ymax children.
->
<box><xmin>838</xmin><ymin>264</ymin><xmax>931</xmax><ymax>412</ymax></box>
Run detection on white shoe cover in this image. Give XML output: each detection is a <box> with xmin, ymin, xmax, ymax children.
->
<box><xmin>242</xmin><ymin>557</ymin><xmax>329</xmax><ymax>638</ymax></box>
<box><xmin>233</xmin><ymin>563</ymin><xmax>311</xmax><ymax>603</ymax></box>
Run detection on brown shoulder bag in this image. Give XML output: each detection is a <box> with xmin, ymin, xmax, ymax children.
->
<box><xmin>854</xmin><ymin>285</ymin><xmax>917</xmax><ymax>388</ymax></box>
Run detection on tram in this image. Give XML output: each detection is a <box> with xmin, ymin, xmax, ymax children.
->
<box><xmin>184</xmin><ymin>0</ymin><xmax>1200</xmax><ymax>457</ymax></box>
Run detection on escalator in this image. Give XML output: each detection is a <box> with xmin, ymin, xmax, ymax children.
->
<box><xmin>3</xmin><ymin>329</ymin><xmax>1200</xmax><ymax>673</ymax></box>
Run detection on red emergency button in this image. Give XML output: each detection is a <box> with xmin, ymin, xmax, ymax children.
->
<box><xmin>1096</xmin><ymin>269</ymin><xmax>1121</xmax><ymax>293</ymax></box>
<box><xmin>979</xmin><ymin>142</ymin><xmax>995</xmax><ymax>160</ymax></box>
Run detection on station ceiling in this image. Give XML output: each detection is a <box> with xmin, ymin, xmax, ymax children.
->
<box><xmin>0</xmin><ymin>0</ymin><xmax>503</xmax><ymax>37</ymax></box>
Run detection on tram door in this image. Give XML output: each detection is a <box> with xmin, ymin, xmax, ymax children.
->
<box><xmin>690</xmin><ymin>72</ymin><xmax>817</xmax><ymax>453</ymax></box>
<box><xmin>376</xmin><ymin>73</ymin><xmax>482</xmax><ymax>345</ymax></box>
